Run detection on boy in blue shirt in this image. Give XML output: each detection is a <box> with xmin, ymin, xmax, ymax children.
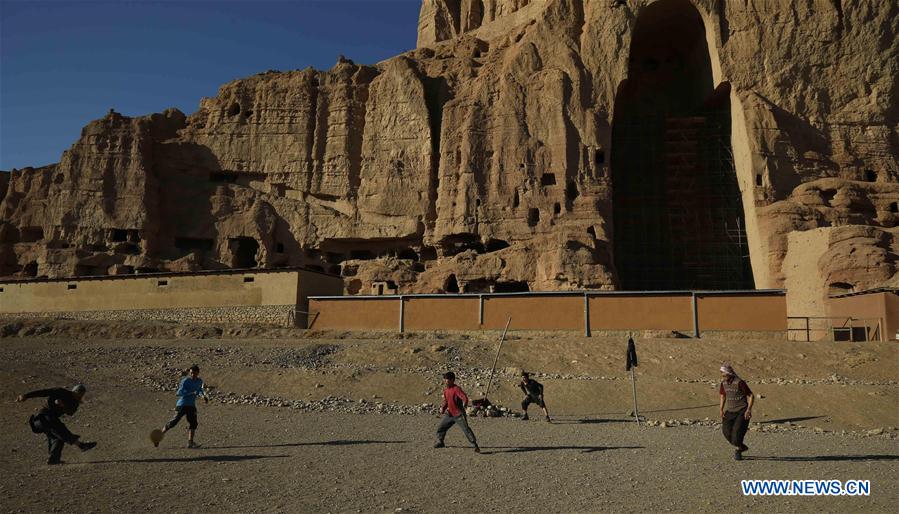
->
<box><xmin>160</xmin><ymin>365</ymin><xmax>207</xmax><ymax>448</ymax></box>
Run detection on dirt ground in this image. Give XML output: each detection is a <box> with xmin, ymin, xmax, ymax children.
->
<box><xmin>0</xmin><ymin>320</ymin><xmax>897</xmax><ymax>512</ymax></box>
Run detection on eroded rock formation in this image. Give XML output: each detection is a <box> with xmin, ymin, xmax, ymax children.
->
<box><xmin>2</xmin><ymin>0</ymin><xmax>897</xmax><ymax>313</ymax></box>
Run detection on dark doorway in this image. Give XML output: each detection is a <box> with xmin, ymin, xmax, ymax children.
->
<box><xmin>229</xmin><ymin>237</ymin><xmax>259</xmax><ymax>268</ymax></box>
<box><xmin>610</xmin><ymin>0</ymin><xmax>753</xmax><ymax>290</ymax></box>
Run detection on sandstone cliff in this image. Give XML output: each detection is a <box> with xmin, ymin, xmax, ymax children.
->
<box><xmin>1</xmin><ymin>0</ymin><xmax>897</xmax><ymax>314</ymax></box>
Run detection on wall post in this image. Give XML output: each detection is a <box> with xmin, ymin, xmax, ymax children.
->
<box><xmin>478</xmin><ymin>294</ymin><xmax>484</xmax><ymax>326</ymax></box>
<box><xmin>399</xmin><ymin>296</ymin><xmax>405</xmax><ymax>333</ymax></box>
<box><xmin>584</xmin><ymin>292</ymin><xmax>591</xmax><ymax>337</ymax></box>
<box><xmin>692</xmin><ymin>292</ymin><xmax>700</xmax><ymax>338</ymax></box>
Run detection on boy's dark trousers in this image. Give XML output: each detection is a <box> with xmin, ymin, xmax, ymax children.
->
<box><xmin>35</xmin><ymin>410</ymin><xmax>79</xmax><ymax>464</ymax></box>
<box><xmin>165</xmin><ymin>405</ymin><xmax>198</xmax><ymax>430</ymax></box>
<box><xmin>436</xmin><ymin>413</ymin><xmax>477</xmax><ymax>446</ymax></box>
<box><xmin>722</xmin><ymin>409</ymin><xmax>749</xmax><ymax>447</ymax></box>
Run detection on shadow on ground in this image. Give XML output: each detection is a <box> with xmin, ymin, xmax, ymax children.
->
<box><xmin>84</xmin><ymin>454</ymin><xmax>290</xmax><ymax>464</ymax></box>
<box><xmin>207</xmin><ymin>439</ymin><xmax>408</xmax><ymax>450</ymax></box>
<box><xmin>551</xmin><ymin>418</ymin><xmax>635</xmax><ymax>425</ymax></box>
<box><xmin>757</xmin><ymin>416</ymin><xmax>824</xmax><ymax>424</ymax></box>
<box><xmin>745</xmin><ymin>454</ymin><xmax>899</xmax><ymax>462</ymax></box>
<box><xmin>640</xmin><ymin>404</ymin><xmax>718</xmax><ymax>414</ymax></box>
<box><xmin>479</xmin><ymin>445</ymin><xmax>645</xmax><ymax>455</ymax></box>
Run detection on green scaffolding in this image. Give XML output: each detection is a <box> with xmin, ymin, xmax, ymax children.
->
<box><xmin>611</xmin><ymin>111</ymin><xmax>754</xmax><ymax>291</ymax></box>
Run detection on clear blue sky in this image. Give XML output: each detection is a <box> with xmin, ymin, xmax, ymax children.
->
<box><xmin>0</xmin><ymin>0</ymin><xmax>420</xmax><ymax>170</ymax></box>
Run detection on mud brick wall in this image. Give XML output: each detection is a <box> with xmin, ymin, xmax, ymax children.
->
<box><xmin>0</xmin><ymin>304</ymin><xmax>295</xmax><ymax>327</ymax></box>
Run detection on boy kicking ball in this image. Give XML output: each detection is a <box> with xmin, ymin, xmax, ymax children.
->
<box><xmin>153</xmin><ymin>365</ymin><xmax>207</xmax><ymax>448</ymax></box>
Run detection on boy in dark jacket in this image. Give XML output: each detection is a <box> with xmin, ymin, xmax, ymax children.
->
<box><xmin>434</xmin><ymin>372</ymin><xmax>480</xmax><ymax>453</ymax></box>
<box><xmin>16</xmin><ymin>384</ymin><xmax>97</xmax><ymax>464</ymax></box>
<box><xmin>520</xmin><ymin>372</ymin><xmax>551</xmax><ymax>422</ymax></box>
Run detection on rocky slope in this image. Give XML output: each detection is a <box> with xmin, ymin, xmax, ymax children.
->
<box><xmin>1</xmin><ymin>0</ymin><xmax>897</xmax><ymax>311</ymax></box>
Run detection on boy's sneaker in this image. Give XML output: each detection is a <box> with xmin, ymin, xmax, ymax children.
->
<box><xmin>521</xmin><ymin>414</ymin><xmax>529</xmax><ymax>421</ymax></box>
<box><xmin>78</xmin><ymin>441</ymin><xmax>97</xmax><ymax>452</ymax></box>
<box><xmin>545</xmin><ymin>416</ymin><xmax>552</xmax><ymax>423</ymax></box>
<box><xmin>433</xmin><ymin>442</ymin><xmax>445</xmax><ymax>449</ymax></box>
<box><xmin>738</xmin><ymin>444</ymin><xmax>749</xmax><ymax>452</ymax></box>
<box><xmin>473</xmin><ymin>446</ymin><xmax>481</xmax><ymax>454</ymax></box>
<box><xmin>187</xmin><ymin>441</ymin><xmax>200</xmax><ymax>449</ymax></box>
<box><xmin>733</xmin><ymin>450</ymin><xmax>743</xmax><ymax>461</ymax></box>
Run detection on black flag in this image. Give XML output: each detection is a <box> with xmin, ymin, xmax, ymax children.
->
<box><xmin>626</xmin><ymin>337</ymin><xmax>638</xmax><ymax>371</ymax></box>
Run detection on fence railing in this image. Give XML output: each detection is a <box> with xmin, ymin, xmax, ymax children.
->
<box><xmin>787</xmin><ymin>316</ymin><xmax>883</xmax><ymax>342</ymax></box>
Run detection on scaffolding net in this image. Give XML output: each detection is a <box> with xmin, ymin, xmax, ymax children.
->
<box><xmin>611</xmin><ymin>111</ymin><xmax>754</xmax><ymax>291</ymax></box>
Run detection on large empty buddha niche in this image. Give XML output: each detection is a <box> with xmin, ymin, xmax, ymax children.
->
<box><xmin>229</xmin><ymin>237</ymin><xmax>259</xmax><ymax>268</ymax></box>
<box><xmin>610</xmin><ymin>0</ymin><xmax>753</xmax><ymax>290</ymax></box>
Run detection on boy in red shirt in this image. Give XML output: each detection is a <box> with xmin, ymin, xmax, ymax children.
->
<box><xmin>434</xmin><ymin>372</ymin><xmax>480</xmax><ymax>453</ymax></box>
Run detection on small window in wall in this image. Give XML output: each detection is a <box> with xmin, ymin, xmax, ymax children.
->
<box><xmin>398</xmin><ymin>248</ymin><xmax>419</xmax><ymax>261</ymax></box>
<box><xmin>444</xmin><ymin>274</ymin><xmax>459</xmax><ymax>293</ymax></box>
<box><xmin>755</xmin><ymin>174</ymin><xmax>763</xmax><ymax>186</ymax></box>
<box><xmin>494</xmin><ymin>281</ymin><xmax>530</xmax><ymax>293</ymax></box>
<box><xmin>350</xmin><ymin>250</ymin><xmax>374</xmax><ymax>260</ymax></box>
<box><xmin>0</xmin><ymin>287</ymin><xmax>4</xmax><ymax>293</ymax></box>
<box><xmin>485</xmin><ymin>239</ymin><xmax>510</xmax><ymax>252</ymax></box>
<box><xmin>864</xmin><ymin>169</ymin><xmax>877</xmax><ymax>182</ymax></box>
<box><xmin>527</xmin><ymin>208</ymin><xmax>540</xmax><ymax>227</ymax></box>
<box><xmin>157</xmin><ymin>280</ymin><xmax>168</xmax><ymax>287</ymax></box>
<box><xmin>20</xmin><ymin>227</ymin><xmax>44</xmax><ymax>243</ymax></box>
<box><xmin>513</xmin><ymin>190</ymin><xmax>520</xmax><ymax>208</ymax></box>
<box><xmin>566</xmin><ymin>181</ymin><xmax>579</xmax><ymax>202</ymax></box>
<box><xmin>243</xmin><ymin>276</ymin><xmax>255</xmax><ymax>283</ymax></box>
<box><xmin>420</xmin><ymin>247</ymin><xmax>438</xmax><ymax>261</ymax></box>
<box><xmin>554</xmin><ymin>202</ymin><xmax>561</xmax><ymax>215</ymax></box>
<box><xmin>828</xmin><ymin>282</ymin><xmax>853</xmax><ymax>296</ymax></box>
<box><xmin>67</xmin><ymin>284</ymin><xmax>77</xmax><ymax>290</ymax></box>
<box><xmin>22</xmin><ymin>262</ymin><xmax>38</xmax><ymax>277</ymax></box>
<box><xmin>890</xmin><ymin>202</ymin><xmax>898</xmax><ymax>213</ymax></box>
<box><xmin>540</xmin><ymin>173</ymin><xmax>557</xmax><ymax>186</ymax></box>
<box><xmin>595</xmin><ymin>149</ymin><xmax>605</xmax><ymax>165</ymax></box>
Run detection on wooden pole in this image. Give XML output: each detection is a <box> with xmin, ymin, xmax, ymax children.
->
<box><xmin>483</xmin><ymin>317</ymin><xmax>511</xmax><ymax>399</ymax></box>
<box><xmin>631</xmin><ymin>368</ymin><xmax>640</xmax><ymax>425</ymax></box>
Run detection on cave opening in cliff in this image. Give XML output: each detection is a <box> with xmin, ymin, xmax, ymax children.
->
<box><xmin>229</xmin><ymin>237</ymin><xmax>259</xmax><ymax>268</ymax></box>
<box><xmin>610</xmin><ymin>0</ymin><xmax>753</xmax><ymax>291</ymax></box>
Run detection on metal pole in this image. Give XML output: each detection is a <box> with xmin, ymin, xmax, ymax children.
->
<box><xmin>478</xmin><ymin>294</ymin><xmax>484</xmax><ymax>325</ymax></box>
<box><xmin>483</xmin><ymin>318</ymin><xmax>511</xmax><ymax>398</ymax></box>
<box><xmin>692</xmin><ymin>292</ymin><xmax>700</xmax><ymax>338</ymax></box>
<box><xmin>631</xmin><ymin>368</ymin><xmax>640</xmax><ymax>425</ymax></box>
<box><xmin>805</xmin><ymin>317</ymin><xmax>810</xmax><ymax>342</ymax></box>
<box><xmin>399</xmin><ymin>296</ymin><xmax>405</xmax><ymax>334</ymax></box>
<box><xmin>584</xmin><ymin>292</ymin><xmax>591</xmax><ymax>337</ymax></box>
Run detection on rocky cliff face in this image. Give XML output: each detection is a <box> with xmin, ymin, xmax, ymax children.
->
<box><xmin>1</xmin><ymin>0</ymin><xmax>897</xmax><ymax>311</ymax></box>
